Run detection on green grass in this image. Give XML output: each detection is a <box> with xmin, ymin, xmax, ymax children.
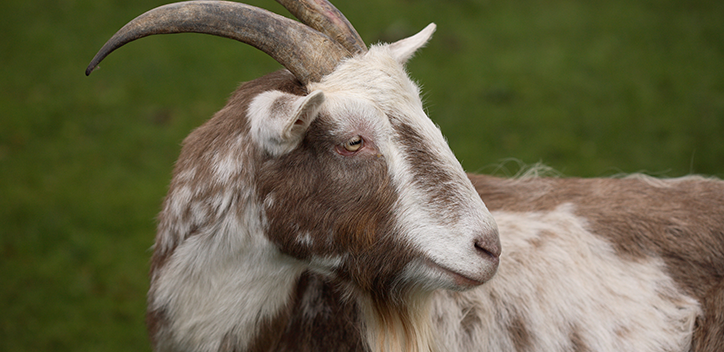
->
<box><xmin>1</xmin><ymin>0</ymin><xmax>722</xmax><ymax>350</ymax></box>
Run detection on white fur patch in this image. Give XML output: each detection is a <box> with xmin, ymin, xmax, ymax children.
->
<box><xmin>308</xmin><ymin>255</ymin><xmax>346</xmax><ymax>276</ymax></box>
<box><xmin>296</xmin><ymin>231</ymin><xmax>314</xmax><ymax>246</ymax></box>
<box><xmin>431</xmin><ymin>204</ymin><xmax>700</xmax><ymax>352</ymax></box>
<box><xmin>387</xmin><ymin>23</ymin><xmax>436</xmax><ymax>63</ymax></box>
<box><xmin>151</xmin><ymin>193</ymin><xmax>306</xmax><ymax>352</ymax></box>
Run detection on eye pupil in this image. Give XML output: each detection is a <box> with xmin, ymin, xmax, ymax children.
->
<box><xmin>344</xmin><ymin>136</ymin><xmax>363</xmax><ymax>152</ymax></box>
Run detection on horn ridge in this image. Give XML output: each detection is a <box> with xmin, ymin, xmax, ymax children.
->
<box><xmin>275</xmin><ymin>0</ymin><xmax>366</xmax><ymax>54</ymax></box>
<box><xmin>85</xmin><ymin>0</ymin><xmax>351</xmax><ymax>83</ymax></box>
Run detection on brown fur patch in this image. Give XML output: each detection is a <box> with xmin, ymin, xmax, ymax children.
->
<box><xmin>569</xmin><ymin>326</ymin><xmax>590</xmax><ymax>352</ymax></box>
<box><xmin>527</xmin><ymin>229</ymin><xmax>556</xmax><ymax>250</ymax></box>
<box><xmin>244</xmin><ymin>295</ymin><xmax>296</xmax><ymax>352</ymax></box>
<box><xmin>614</xmin><ymin>324</ymin><xmax>631</xmax><ymax>339</ymax></box>
<box><xmin>691</xmin><ymin>279</ymin><xmax>724</xmax><ymax>352</ymax></box>
<box><xmin>393</xmin><ymin>121</ymin><xmax>465</xmax><ymax>225</ymax></box>
<box><xmin>255</xmin><ymin>114</ymin><xmax>420</xmax><ymax>295</ymax></box>
<box><xmin>507</xmin><ymin>311</ymin><xmax>532</xmax><ymax>352</ymax></box>
<box><xmin>276</xmin><ymin>272</ymin><xmax>365</xmax><ymax>352</ymax></box>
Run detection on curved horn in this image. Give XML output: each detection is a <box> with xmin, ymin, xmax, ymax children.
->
<box><xmin>275</xmin><ymin>0</ymin><xmax>366</xmax><ymax>54</ymax></box>
<box><xmin>85</xmin><ymin>1</ymin><xmax>351</xmax><ymax>84</ymax></box>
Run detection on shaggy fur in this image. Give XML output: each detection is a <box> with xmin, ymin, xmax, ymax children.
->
<box><xmin>140</xmin><ymin>7</ymin><xmax>723</xmax><ymax>352</ymax></box>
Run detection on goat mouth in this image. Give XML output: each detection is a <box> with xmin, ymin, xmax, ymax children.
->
<box><xmin>424</xmin><ymin>259</ymin><xmax>486</xmax><ymax>288</ymax></box>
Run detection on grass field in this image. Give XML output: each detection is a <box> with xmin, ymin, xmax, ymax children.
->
<box><xmin>1</xmin><ymin>0</ymin><xmax>722</xmax><ymax>350</ymax></box>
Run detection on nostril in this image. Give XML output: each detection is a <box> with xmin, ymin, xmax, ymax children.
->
<box><xmin>474</xmin><ymin>241</ymin><xmax>494</xmax><ymax>259</ymax></box>
<box><xmin>474</xmin><ymin>242</ymin><xmax>490</xmax><ymax>256</ymax></box>
<box><xmin>474</xmin><ymin>234</ymin><xmax>501</xmax><ymax>260</ymax></box>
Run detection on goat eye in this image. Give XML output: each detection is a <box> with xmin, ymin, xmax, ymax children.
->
<box><xmin>343</xmin><ymin>136</ymin><xmax>363</xmax><ymax>152</ymax></box>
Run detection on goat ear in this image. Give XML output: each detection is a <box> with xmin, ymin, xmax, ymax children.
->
<box><xmin>388</xmin><ymin>23</ymin><xmax>436</xmax><ymax>64</ymax></box>
<box><xmin>249</xmin><ymin>90</ymin><xmax>325</xmax><ymax>156</ymax></box>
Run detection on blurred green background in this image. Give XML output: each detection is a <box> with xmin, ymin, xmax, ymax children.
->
<box><xmin>1</xmin><ymin>0</ymin><xmax>722</xmax><ymax>350</ymax></box>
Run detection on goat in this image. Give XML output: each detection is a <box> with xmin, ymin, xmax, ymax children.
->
<box><xmin>86</xmin><ymin>1</ymin><xmax>724</xmax><ymax>351</ymax></box>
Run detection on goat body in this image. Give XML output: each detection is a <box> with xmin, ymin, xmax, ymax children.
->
<box><xmin>147</xmin><ymin>68</ymin><xmax>724</xmax><ymax>351</ymax></box>
<box><xmin>249</xmin><ymin>172</ymin><xmax>724</xmax><ymax>352</ymax></box>
<box><xmin>86</xmin><ymin>1</ymin><xmax>724</xmax><ymax>351</ymax></box>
